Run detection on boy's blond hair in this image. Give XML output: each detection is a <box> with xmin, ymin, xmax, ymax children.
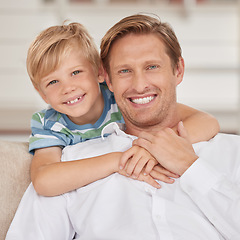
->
<box><xmin>27</xmin><ymin>22</ymin><xmax>100</xmax><ymax>88</ymax></box>
<box><xmin>100</xmin><ymin>14</ymin><xmax>182</xmax><ymax>76</ymax></box>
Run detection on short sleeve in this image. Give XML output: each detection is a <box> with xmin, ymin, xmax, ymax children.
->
<box><xmin>29</xmin><ymin>111</ymin><xmax>68</xmax><ymax>154</ymax></box>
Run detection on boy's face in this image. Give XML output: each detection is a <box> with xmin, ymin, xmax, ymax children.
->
<box><xmin>36</xmin><ymin>48</ymin><xmax>105</xmax><ymax>125</ymax></box>
<box><xmin>106</xmin><ymin>33</ymin><xmax>184</xmax><ymax>131</ymax></box>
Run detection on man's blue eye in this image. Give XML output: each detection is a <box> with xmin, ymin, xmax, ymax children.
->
<box><xmin>120</xmin><ymin>69</ymin><xmax>129</xmax><ymax>73</ymax></box>
<box><xmin>72</xmin><ymin>70</ymin><xmax>80</xmax><ymax>76</ymax></box>
<box><xmin>148</xmin><ymin>65</ymin><xmax>157</xmax><ymax>70</ymax></box>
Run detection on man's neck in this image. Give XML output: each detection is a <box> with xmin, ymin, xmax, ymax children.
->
<box><xmin>124</xmin><ymin>111</ymin><xmax>181</xmax><ymax>137</ymax></box>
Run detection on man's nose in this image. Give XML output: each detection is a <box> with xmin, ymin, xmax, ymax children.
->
<box><xmin>131</xmin><ymin>71</ymin><xmax>149</xmax><ymax>93</ymax></box>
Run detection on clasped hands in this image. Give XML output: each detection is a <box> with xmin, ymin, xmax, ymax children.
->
<box><xmin>118</xmin><ymin>121</ymin><xmax>199</xmax><ymax>188</ymax></box>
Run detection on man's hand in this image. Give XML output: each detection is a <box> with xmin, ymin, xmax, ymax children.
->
<box><xmin>133</xmin><ymin>121</ymin><xmax>199</xmax><ymax>176</ymax></box>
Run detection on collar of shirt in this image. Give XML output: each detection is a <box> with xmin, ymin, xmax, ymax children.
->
<box><xmin>101</xmin><ymin>122</ymin><xmax>136</xmax><ymax>141</ymax></box>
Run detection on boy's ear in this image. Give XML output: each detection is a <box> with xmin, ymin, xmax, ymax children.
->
<box><xmin>97</xmin><ymin>66</ymin><xmax>105</xmax><ymax>83</ymax></box>
<box><xmin>175</xmin><ymin>57</ymin><xmax>185</xmax><ymax>86</ymax></box>
<box><xmin>34</xmin><ymin>86</ymin><xmax>49</xmax><ymax>104</ymax></box>
<box><xmin>104</xmin><ymin>70</ymin><xmax>113</xmax><ymax>92</ymax></box>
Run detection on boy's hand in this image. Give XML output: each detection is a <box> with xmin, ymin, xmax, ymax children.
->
<box><xmin>119</xmin><ymin>169</ymin><xmax>161</xmax><ymax>189</ymax></box>
<box><xmin>118</xmin><ymin>145</ymin><xmax>179</xmax><ymax>188</ymax></box>
<box><xmin>119</xmin><ymin>145</ymin><xmax>158</xmax><ymax>179</ymax></box>
<box><xmin>150</xmin><ymin>164</ymin><xmax>179</xmax><ymax>183</ymax></box>
<box><xmin>118</xmin><ymin>163</ymin><xmax>179</xmax><ymax>189</ymax></box>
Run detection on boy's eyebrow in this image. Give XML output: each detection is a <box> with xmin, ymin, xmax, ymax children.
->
<box><xmin>40</xmin><ymin>74</ymin><xmax>56</xmax><ymax>84</ymax></box>
<box><xmin>40</xmin><ymin>61</ymin><xmax>89</xmax><ymax>83</ymax></box>
<box><xmin>69</xmin><ymin>65</ymin><xmax>84</xmax><ymax>70</ymax></box>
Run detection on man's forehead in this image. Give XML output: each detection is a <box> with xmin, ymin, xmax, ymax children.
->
<box><xmin>109</xmin><ymin>34</ymin><xmax>167</xmax><ymax>67</ymax></box>
<box><xmin>110</xmin><ymin>33</ymin><xmax>166</xmax><ymax>54</ymax></box>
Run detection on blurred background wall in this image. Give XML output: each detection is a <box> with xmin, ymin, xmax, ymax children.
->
<box><xmin>0</xmin><ymin>0</ymin><xmax>239</xmax><ymax>141</ymax></box>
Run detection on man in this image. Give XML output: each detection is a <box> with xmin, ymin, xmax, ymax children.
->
<box><xmin>7</xmin><ymin>14</ymin><xmax>240</xmax><ymax>240</ymax></box>
<box><xmin>99</xmin><ymin>13</ymin><xmax>240</xmax><ymax>239</ymax></box>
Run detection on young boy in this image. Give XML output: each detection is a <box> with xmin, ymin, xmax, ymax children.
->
<box><xmin>27</xmin><ymin>22</ymin><xmax>220</xmax><ymax>197</ymax></box>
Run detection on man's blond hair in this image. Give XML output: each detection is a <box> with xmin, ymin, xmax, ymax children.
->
<box><xmin>100</xmin><ymin>14</ymin><xmax>182</xmax><ymax>75</ymax></box>
<box><xmin>27</xmin><ymin>22</ymin><xmax>100</xmax><ymax>88</ymax></box>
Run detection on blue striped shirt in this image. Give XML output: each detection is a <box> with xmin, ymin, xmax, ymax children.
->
<box><xmin>29</xmin><ymin>84</ymin><xmax>124</xmax><ymax>154</ymax></box>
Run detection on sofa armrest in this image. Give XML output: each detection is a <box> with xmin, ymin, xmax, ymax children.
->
<box><xmin>0</xmin><ymin>140</ymin><xmax>32</xmax><ymax>240</ymax></box>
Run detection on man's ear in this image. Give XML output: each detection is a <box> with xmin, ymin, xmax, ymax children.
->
<box><xmin>175</xmin><ymin>57</ymin><xmax>185</xmax><ymax>86</ymax></box>
<box><xmin>104</xmin><ymin>70</ymin><xmax>114</xmax><ymax>92</ymax></box>
<box><xmin>34</xmin><ymin>85</ymin><xmax>49</xmax><ymax>104</ymax></box>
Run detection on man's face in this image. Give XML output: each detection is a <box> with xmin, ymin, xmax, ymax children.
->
<box><xmin>106</xmin><ymin>33</ymin><xmax>184</xmax><ymax>131</ymax></box>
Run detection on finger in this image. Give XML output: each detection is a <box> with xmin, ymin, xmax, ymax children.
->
<box><xmin>132</xmin><ymin>156</ymin><xmax>148</xmax><ymax>179</ymax></box>
<box><xmin>153</xmin><ymin>165</ymin><xmax>180</xmax><ymax>178</ymax></box>
<box><xmin>125</xmin><ymin>154</ymin><xmax>141</xmax><ymax>176</ymax></box>
<box><xmin>120</xmin><ymin>147</ymin><xmax>136</xmax><ymax>170</ymax></box>
<box><xmin>144</xmin><ymin>159</ymin><xmax>156</xmax><ymax>176</ymax></box>
<box><xmin>121</xmin><ymin>160</ymin><xmax>132</xmax><ymax>176</ymax></box>
<box><xmin>138</xmin><ymin>173</ymin><xmax>161</xmax><ymax>189</ymax></box>
<box><xmin>150</xmin><ymin>170</ymin><xmax>175</xmax><ymax>184</ymax></box>
<box><xmin>177</xmin><ymin>121</ymin><xmax>190</xmax><ymax>141</ymax></box>
<box><xmin>124</xmin><ymin>148</ymin><xmax>144</xmax><ymax>176</ymax></box>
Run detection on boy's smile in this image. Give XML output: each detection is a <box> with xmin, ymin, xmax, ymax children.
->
<box><xmin>65</xmin><ymin>94</ymin><xmax>86</xmax><ymax>106</ymax></box>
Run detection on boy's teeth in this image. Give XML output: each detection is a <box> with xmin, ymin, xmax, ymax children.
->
<box><xmin>67</xmin><ymin>97</ymin><xmax>79</xmax><ymax>104</ymax></box>
<box><xmin>131</xmin><ymin>96</ymin><xmax>154</xmax><ymax>104</ymax></box>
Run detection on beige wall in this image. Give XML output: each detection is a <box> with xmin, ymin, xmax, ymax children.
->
<box><xmin>0</xmin><ymin>0</ymin><xmax>239</xmax><ymax>133</ymax></box>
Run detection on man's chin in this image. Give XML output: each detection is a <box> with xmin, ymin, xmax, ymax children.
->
<box><xmin>129</xmin><ymin>116</ymin><xmax>163</xmax><ymax>128</ymax></box>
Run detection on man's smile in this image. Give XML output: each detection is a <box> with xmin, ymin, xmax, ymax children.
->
<box><xmin>129</xmin><ymin>95</ymin><xmax>156</xmax><ymax>105</ymax></box>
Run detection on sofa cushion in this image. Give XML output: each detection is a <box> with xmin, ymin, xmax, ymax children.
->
<box><xmin>0</xmin><ymin>140</ymin><xmax>32</xmax><ymax>240</ymax></box>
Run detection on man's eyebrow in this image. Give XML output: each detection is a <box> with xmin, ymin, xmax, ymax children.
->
<box><xmin>112</xmin><ymin>64</ymin><xmax>130</xmax><ymax>70</ymax></box>
<box><xmin>113</xmin><ymin>59</ymin><xmax>163</xmax><ymax>68</ymax></box>
<box><xmin>145</xmin><ymin>59</ymin><xmax>162</xmax><ymax>64</ymax></box>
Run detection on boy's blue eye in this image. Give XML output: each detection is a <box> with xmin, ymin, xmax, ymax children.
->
<box><xmin>48</xmin><ymin>80</ymin><xmax>58</xmax><ymax>86</ymax></box>
<box><xmin>72</xmin><ymin>70</ymin><xmax>80</xmax><ymax>76</ymax></box>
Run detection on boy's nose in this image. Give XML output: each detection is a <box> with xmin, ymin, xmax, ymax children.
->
<box><xmin>62</xmin><ymin>82</ymin><xmax>76</xmax><ymax>95</ymax></box>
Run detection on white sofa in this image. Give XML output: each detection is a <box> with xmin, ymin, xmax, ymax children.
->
<box><xmin>0</xmin><ymin>140</ymin><xmax>32</xmax><ymax>239</ymax></box>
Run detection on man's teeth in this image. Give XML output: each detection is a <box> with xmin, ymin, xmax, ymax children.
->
<box><xmin>131</xmin><ymin>96</ymin><xmax>154</xmax><ymax>104</ymax></box>
<box><xmin>67</xmin><ymin>97</ymin><xmax>80</xmax><ymax>104</ymax></box>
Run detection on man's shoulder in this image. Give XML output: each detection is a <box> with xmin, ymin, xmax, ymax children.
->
<box><xmin>192</xmin><ymin>133</ymin><xmax>240</xmax><ymax>178</ymax></box>
<box><xmin>210</xmin><ymin>132</ymin><xmax>240</xmax><ymax>145</ymax></box>
<box><xmin>194</xmin><ymin>132</ymin><xmax>240</xmax><ymax>161</ymax></box>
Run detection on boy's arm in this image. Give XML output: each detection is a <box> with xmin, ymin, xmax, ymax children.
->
<box><xmin>178</xmin><ymin>103</ymin><xmax>220</xmax><ymax>143</ymax></box>
<box><xmin>31</xmin><ymin>147</ymin><xmax>165</xmax><ymax>197</ymax></box>
<box><xmin>31</xmin><ymin>147</ymin><xmax>121</xmax><ymax>197</ymax></box>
